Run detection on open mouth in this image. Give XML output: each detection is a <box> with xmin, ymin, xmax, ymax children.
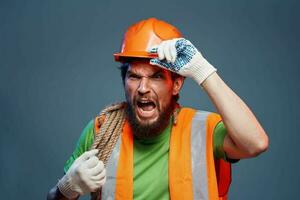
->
<box><xmin>136</xmin><ymin>99</ymin><xmax>157</xmax><ymax>119</ymax></box>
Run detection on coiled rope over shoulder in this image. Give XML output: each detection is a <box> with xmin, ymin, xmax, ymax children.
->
<box><xmin>90</xmin><ymin>102</ymin><xmax>126</xmax><ymax>166</ymax></box>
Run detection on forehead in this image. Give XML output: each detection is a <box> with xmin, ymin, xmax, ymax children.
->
<box><xmin>128</xmin><ymin>61</ymin><xmax>171</xmax><ymax>76</ymax></box>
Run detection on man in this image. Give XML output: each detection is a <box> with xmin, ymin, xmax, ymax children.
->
<box><xmin>47</xmin><ymin>18</ymin><xmax>269</xmax><ymax>200</ymax></box>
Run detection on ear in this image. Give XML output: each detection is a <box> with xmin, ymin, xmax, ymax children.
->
<box><xmin>172</xmin><ymin>76</ymin><xmax>184</xmax><ymax>96</ymax></box>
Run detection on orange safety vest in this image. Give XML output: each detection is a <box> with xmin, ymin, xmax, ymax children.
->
<box><xmin>98</xmin><ymin>108</ymin><xmax>231</xmax><ymax>200</ymax></box>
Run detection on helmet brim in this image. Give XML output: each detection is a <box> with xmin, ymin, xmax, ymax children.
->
<box><xmin>114</xmin><ymin>51</ymin><xmax>158</xmax><ymax>62</ymax></box>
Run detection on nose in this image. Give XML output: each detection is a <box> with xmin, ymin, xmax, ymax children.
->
<box><xmin>137</xmin><ymin>77</ymin><xmax>150</xmax><ymax>95</ymax></box>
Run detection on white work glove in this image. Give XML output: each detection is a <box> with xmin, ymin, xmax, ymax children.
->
<box><xmin>149</xmin><ymin>38</ymin><xmax>217</xmax><ymax>85</ymax></box>
<box><xmin>57</xmin><ymin>149</ymin><xmax>106</xmax><ymax>199</ymax></box>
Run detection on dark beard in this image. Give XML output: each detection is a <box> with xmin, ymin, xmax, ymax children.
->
<box><xmin>125</xmin><ymin>101</ymin><xmax>175</xmax><ymax>140</ymax></box>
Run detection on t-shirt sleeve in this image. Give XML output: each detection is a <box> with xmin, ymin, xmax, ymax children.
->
<box><xmin>63</xmin><ymin>119</ymin><xmax>95</xmax><ymax>173</ymax></box>
<box><xmin>213</xmin><ymin>121</ymin><xmax>239</xmax><ymax>163</ymax></box>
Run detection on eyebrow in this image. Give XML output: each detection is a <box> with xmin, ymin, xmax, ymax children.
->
<box><xmin>126</xmin><ymin>70</ymin><xmax>141</xmax><ymax>78</ymax></box>
<box><xmin>149</xmin><ymin>70</ymin><xmax>165</xmax><ymax>78</ymax></box>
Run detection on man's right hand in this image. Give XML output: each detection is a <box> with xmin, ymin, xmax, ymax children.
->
<box><xmin>57</xmin><ymin>149</ymin><xmax>106</xmax><ymax>199</ymax></box>
<box><xmin>149</xmin><ymin>38</ymin><xmax>217</xmax><ymax>86</ymax></box>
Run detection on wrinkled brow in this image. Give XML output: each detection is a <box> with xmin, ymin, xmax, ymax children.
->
<box><xmin>126</xmin><ymin>68</ymin><xmax>165</xmax><ymax>78</ymax></box>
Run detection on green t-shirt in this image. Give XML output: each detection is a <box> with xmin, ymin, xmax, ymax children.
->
<box><xmin>133</xmin><ymin>119</ymin><xmax>172</xmax><ymax>200</ymax></box>
<box><xmin>64</xmin><ymin>117</ymin><xmax>232</xmax><ymax>199</ymax></box>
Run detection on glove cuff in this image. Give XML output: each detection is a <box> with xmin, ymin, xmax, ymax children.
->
<box><xmin>57</xmin><ymin>175</ymin><xmax>79</xmax><ymax>199</ymax></box>
<box><xmin>188</xmin><ymin>55</ymin><xmax>217</xmax><ymax>85</ymax></box>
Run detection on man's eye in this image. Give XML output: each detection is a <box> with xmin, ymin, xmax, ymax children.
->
<box><xmin>128</xmin><ymin>74</ymin><xmax>140</xmax><ymax>80</ymax></box>
<box><xmin>152</xmin><ymin>74</ymin><xmax>164</xmax><ymax>79</ymax></box>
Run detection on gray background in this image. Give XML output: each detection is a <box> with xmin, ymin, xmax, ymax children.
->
<box><xmin>1</xmin><ymin>0</ymin><xmax>299</xmax><ymax>199</ymax></box>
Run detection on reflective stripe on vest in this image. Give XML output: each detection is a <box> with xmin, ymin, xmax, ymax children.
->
<box><xmin>191</xmin><ymin>110</ymin><xmax>210</xmax><ymax>199</ymax></box>
<box><xmin>101</xmin><ymin>137</ymin><xmax>120</xmax><ymax>200</ymax></box>
<box><xmin>100</xmin><ymin>108</ymin><xmax>230</xmax><ymax>200</ymax></box>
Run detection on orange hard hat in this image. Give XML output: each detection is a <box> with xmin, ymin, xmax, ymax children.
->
<box><xmin>114</xmin><ymin>18</ymin><xmax>182</xmax><ymax>62</ymax></box>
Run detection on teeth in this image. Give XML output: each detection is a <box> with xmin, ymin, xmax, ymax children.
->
<box><xmin>139</xmin><ymin>100</ymin><xmax>151</xmax><ymax>103</ymax></box>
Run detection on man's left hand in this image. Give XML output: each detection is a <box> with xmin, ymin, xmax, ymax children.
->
<box><xmin>148</xmin><ymin>38</ymin><xmax>217</xmax><ymax>85</ymax></box>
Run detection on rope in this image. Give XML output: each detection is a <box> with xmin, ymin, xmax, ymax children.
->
<box><xmin>90</xmin><ymin>102</ymin><xmax>126</xmax><ymax>166</ymax></box>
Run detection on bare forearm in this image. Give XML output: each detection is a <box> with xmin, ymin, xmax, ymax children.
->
<box><xmin>202</xmin><ymin>72</ymin><xmax>269</xmax><ymax>157</ymax></box>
